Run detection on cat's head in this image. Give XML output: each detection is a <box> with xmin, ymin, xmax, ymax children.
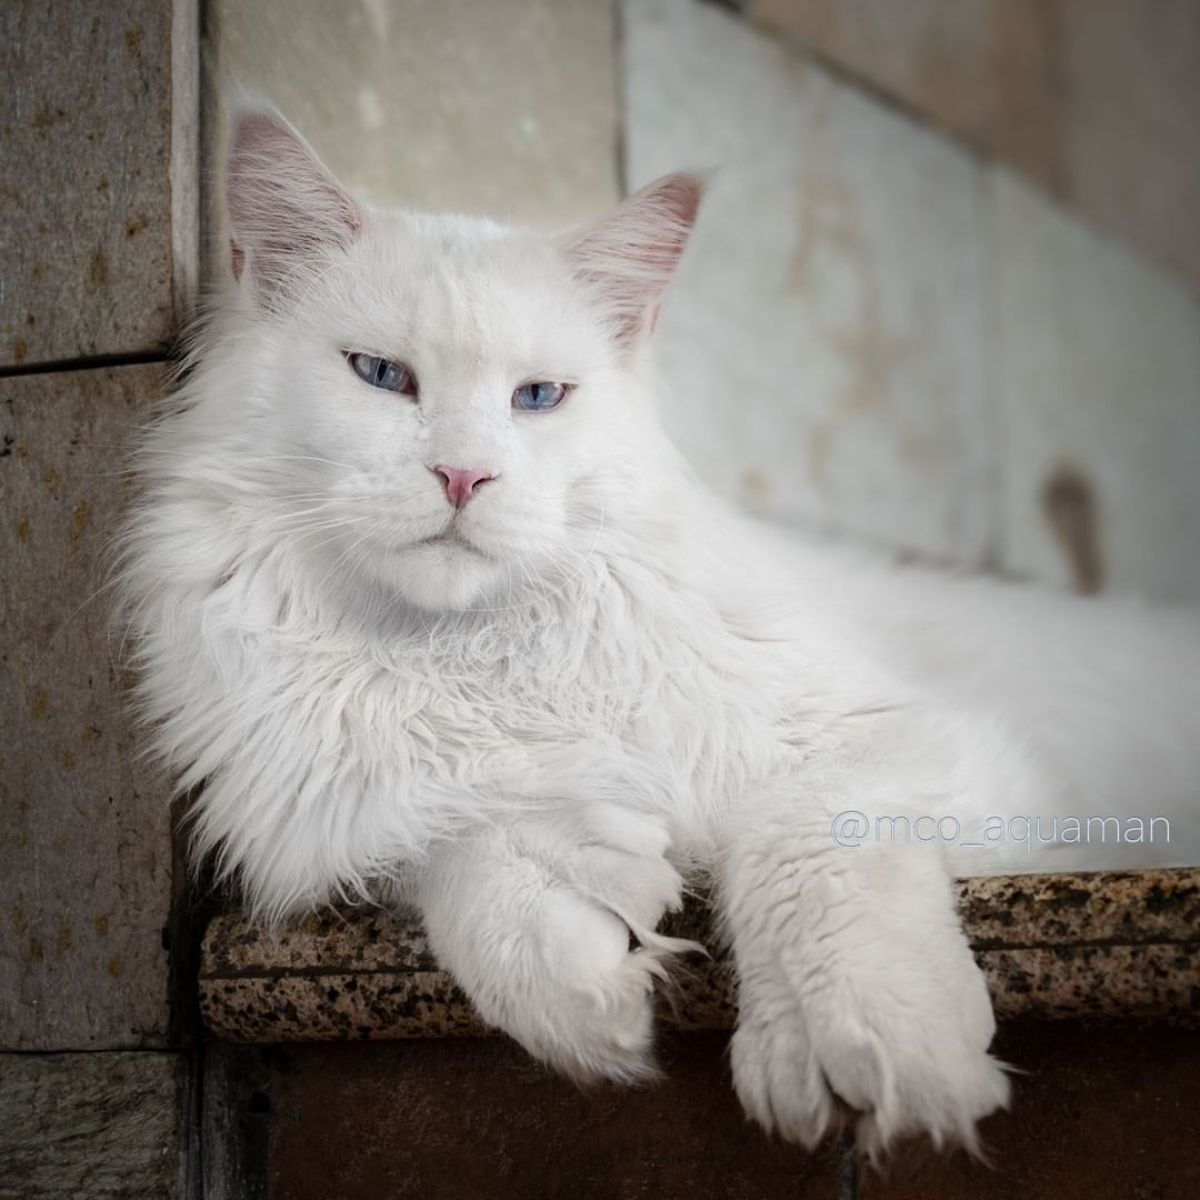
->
<box><xmin>212</xmin><ymin>110</ymin><xmax>702</xmax><ymax>613</ymax></box>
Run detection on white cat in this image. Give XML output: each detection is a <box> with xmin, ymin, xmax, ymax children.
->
<box><xmin>119</xmin><ymin>111</ymin><xmax>1200</xmax><ymax>1157</ymax></box>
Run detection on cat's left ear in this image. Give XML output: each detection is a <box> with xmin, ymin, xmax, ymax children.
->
<box><xmin>225</xmin><ymin>109</ymin><xmax>362</xmax><ymax>303</ymax></box>
<box><xmin>563</xmin><ymin>173</ymin><xmax>704</xmax><ymax>347</ymax></box>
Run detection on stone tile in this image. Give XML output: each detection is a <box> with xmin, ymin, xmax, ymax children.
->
<box><xmin>267</xmin><ymin>1035</ymin><xmax>843</xmax><ymax>1199</ymax></box>
<box><xmin>746</xmin><ymin>0</ymin><xmax>1062</xmax><ymax>191</ymax></box>
<box><xmin>258</xmin><ymin>1027</ymin><xmax>1200</xmax><ymax>1199</ymax></box>
<box><xmin>0</xmin><ymin>365</ymin><xmax>173</xmax><ymax>1050</ymax></box>
<box><xmin>0</xmin><ymin>1</ymin><xmax>188</xmax><ymax>367</ymax></box>
<box><xmin>750</xmin><ymin>1</ymin><xmax>1200</xmax><ymax>291</ymax></box>
<box><xmin>986</xmin><ymin>0</ymin><xmax>1066</xmax><ymax>194</ymax></box>
<box><xmin>991</xmin><ymin>171</ymin><xmax>1200</xmax><ymax>601</ymax></box>
<box><xmin>0</xmin><ymin>1052</ymin><xmax>188</xmax><ymax>1199</ymax></box>
<box><xmin>624</xmin><ymin>0</ymin><xmax>992</xmax><ymax>562</ymax></box>
<box><xmin>208</xmin><ymin>0</ymin><xmax>618</xmax><ymax>225</ymax></box>
<box><xmin>873</xmin><ymin>1023</ymin><xmax>1200</xmax><ymax>1197</ymax></box>
<box><xmin>200</xmin><ymin>1045</ymin><xmax>271</xmax><ymax>1200</ymax></box>
<box><xmin>749</xmin><ymin>0</ymin><xmax>993</xmax><ymax>143</ymax></box>
<box><xmin>1057</xmin><ymin>0</ymin><xmax>1200</xmax><ymax>289</ymax></box>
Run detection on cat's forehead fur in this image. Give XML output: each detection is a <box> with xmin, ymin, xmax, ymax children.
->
<box><xmin>318</xmin><ymin>209</ymin><xmax>604</xmax><ymax>379</ymax></box>
<box><xmin>224</xmin><ymin>107</ymin><xmax>703</xmax><ymax>354</ymax></box>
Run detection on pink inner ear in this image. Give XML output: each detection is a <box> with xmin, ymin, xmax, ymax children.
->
<box><xmin>648</xmin><ymin>176</ymin><xmax>703</xmax><ymax>256</ymax></box>
<box><xmin>226</xmin><ymin>111</ymin><xmax>362</xmax><ymax>296</ymax></box>
<box><xmin>565</xmin><ymin>172</ymin><xmax>704</xmax><ymax>347</ymax></box>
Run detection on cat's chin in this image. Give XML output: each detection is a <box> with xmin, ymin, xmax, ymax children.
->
<box><xmin>377</xmin><ymin>542</ymin><xmax>504</xmax><ymax>613</ymax></box>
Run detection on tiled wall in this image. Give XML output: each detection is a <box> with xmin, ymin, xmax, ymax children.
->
<box><xmin>625</xmin><ymin>0</ymin><xmax>1200</xmax><ymax>600</ymax></box>
<box><xmin>625</xmin><ymin>0</ymin><xmax>994</xmax><ymax>564</ymax></box>
<box><xmin>748</xmin><ymin>0</ymin><xmax>1200</xmax><ymax>294</ymax></box>
<box><xmin>0</xmin><ymin>1</ymin><xmax>196</xmax><ymax>1193</ymax></box>
<box><xmin>991</xmin><ymin>171</ymin><xmax>1200</xmax><ymax>599</ymax></box>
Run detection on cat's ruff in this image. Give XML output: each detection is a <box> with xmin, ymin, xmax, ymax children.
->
<box><xmin>118</xmin><ymin>109</ymin><xmax>1200</xmax><ymax>1158</ymax></box>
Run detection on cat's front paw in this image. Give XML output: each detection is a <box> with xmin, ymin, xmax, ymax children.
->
<box><xmin>501</xmin><ymin>886</ymin><xmax>674</xmax><ymax>1084</ymax></box>
<box><xmin>421</xmin><ymin>804</ymin><xmax>697</xmax><ymax>1085</ymax></box>
<box><xmin>496</xmin><ymin>806</ymin><xmax>697</xmax><ymax>1082</ymax></box>
<box><xmin>731</xmin><ymin>925</ymin><xmax>1009</xmax><ymax>1157</ymax></box>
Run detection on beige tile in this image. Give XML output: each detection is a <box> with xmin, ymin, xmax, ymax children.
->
<box><xmin>0</xmin><ymin>365</ymin><xmax>173</xmax><ymax>1049</ymax></box>
<box><xmin>745</xmin><ymin>0</ymin><xmax>1065</xmax><ymax>195</ymax></box>
<box><xmin>749</xmin><ymin>0</ymin><xmax>993</xmax><ymax>142</ymax></box>
<box><xmin>991</xmin><ymin>171</ymin><xmax>1200</xmax><ymax>601</ymax></box>
<box><xmin>208</xmin><ymin>0</ymin><xmax>618</xmax><ymax>227</ymax></box>
<box><xmin>0</xmin><ymin>1052</ymin><xmax>187</xmax><ymax>1197</ymax></box>
<box><xmin>751</xmin><ymin>0</ymin><xmax>1200</xmax><ymax>290</ymax></box>
<box><xmin>1057</xmin><ymin>0</ymin><xmax>1200</xmax><ymax>289</ymax></box>
<box><xmin>0</xmin><ymin>1</ymin><xmax>188</xmax><ymax>366</ymax></box>
<box><xmin>985</xmin><ymin>0</ymin><xmax>1065</xmax><ymax>193</ymax></box>
<box><xmin>624</xmin><ymin>0</ymin><xmax>992</xmax><ymax>562</ymax></box>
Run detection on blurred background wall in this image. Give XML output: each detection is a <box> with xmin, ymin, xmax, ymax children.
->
<box><xmin>210</xmin><ymin>0</ymin><xmax>1200</xmax><ymax>601</ymax></box>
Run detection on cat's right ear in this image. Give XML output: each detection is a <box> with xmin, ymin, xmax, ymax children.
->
<box><xmin>225</xmin><ymin>110</ymin><xmax>362</xmax><ymax>303</ymax></box>
<box><xmin>563</xmin><ymin>173</ymin><xmax>705</xmax><ymax>348</ymax></box>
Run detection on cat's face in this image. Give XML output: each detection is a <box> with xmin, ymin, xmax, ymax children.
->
<box><xmin>222</xmin><ymin>113</ymin><xmax>700</xmax><ymax>612</ymax></box>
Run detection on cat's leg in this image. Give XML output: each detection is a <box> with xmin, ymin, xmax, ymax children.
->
<box><xmin>415</xmin><ymin>802</ymin><xmax>696</xmax><ymax>1082</ymax></box>
<box><xmin>722</xmin><ymin>738</ymin><xmax>1012</xmax><ymax>1157</ymax></box>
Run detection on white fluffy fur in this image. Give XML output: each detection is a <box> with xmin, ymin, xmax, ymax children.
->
<box><xmin>118</xmin><ymin>112</ymin><xmax>1200</xmax><ymax>1156</ymax></box>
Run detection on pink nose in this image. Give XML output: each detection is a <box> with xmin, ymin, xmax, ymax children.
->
<box><xmin>431</xmin><ymin>463</ymin><xmax>495</xmax><ymax>510</ymax></box>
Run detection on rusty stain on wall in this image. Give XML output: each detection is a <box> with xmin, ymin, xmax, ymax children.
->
<box><xmin>1041</xmin><ymin>463</ymin><xmax>1104</xmax><ymax>594</ymax></box>
<box><xmin>28</xmin><ymin>689</ymin><xmax>51</xmax><ymax>721</ymax></box>
<box><xmin>87</xmin><ymin>249</ymin><xmax>109</xmax><ymax>293</ymax></box>
<box><xmin>68</xmin><ymin>499</ymin><xmax>92</xmax><ymax>558</ymax></box>
<box><xmin>740</xmin><ymin>467</ymin><xmax>775</xmax><ymax>507</ymax></box>
<box><xmin>828</xmin><ymin>290</ymin><xmax>910</xmax><ymax>415</ymax></box>
<box><xmin>806</xmin><ymin>420</ymin><xmax>832</xmax><ymax>488</ymax></box>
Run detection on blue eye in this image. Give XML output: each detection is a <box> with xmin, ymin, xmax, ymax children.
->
<box><xmin>513</xmin><ymin>381</ymin><xmax>568</xmax><ymax>412</ymax></box>
<box><xmin>348</xmin><ymin>352</ymin><xmax>417</xmax><ymax>396</ymax></box>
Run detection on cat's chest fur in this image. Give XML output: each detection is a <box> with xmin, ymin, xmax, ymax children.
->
<box><xmin>166</xmin><ymin>548</ymin><xmax>778</xmax><ymax>913</ymax></box>
<box><xmin>291</xmin><ymin>557</ymin><xmax>772</xmax><ymax>793</ymax></box>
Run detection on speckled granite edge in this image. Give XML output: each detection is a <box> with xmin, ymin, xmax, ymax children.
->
<box><xmin>951</xmin><ymin>869</ymin><xmax>1198</xmax><ymax>948</ymax></box>
<box><xmin>199</xmin><ymin>868</ymin><xmax>1200</xmax><ymax>1042</ymax></box>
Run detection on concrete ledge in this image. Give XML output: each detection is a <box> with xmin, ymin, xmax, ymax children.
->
<box><xmin>200</xmin><ymin>868</ymin><xmax>1199</xmax><ymax>1043</ymax></box>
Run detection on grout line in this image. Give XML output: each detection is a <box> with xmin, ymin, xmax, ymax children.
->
<box><xmin>612</xmin><ymin>0</ymin><xmax>629</xmax><ymax>198</ymax></box>
<box><xmin>0</xmin><ymin>1046</ymin><xmax>186</xmax><ymax>1057</ymax></box>
<box><xmin>170</xmin><ymin>0</ymin><xmax>203</xmax><ymax>328</ymax></box>
<box><xmin>838</xmin><ymin>1125</ymin><xmax>860</xmax><ymax>1200</ymax></box>
<box><xmin>0</xmin><ymin>347</ymin><xmax>175</xmax><ymax>380</ymax></box>
<box><xmin>168</xmin><ymin>793</ymin><xmax>221</xmax><ymax>1048</ymax></box>
<box><xmin>199</xmin><ymin>938</ymin><xmax>1199</xmax><ymax>982</ymax></box>
<box><xmin>201</xmin><ymin>962</ymin><xmax>442</xmax><ymax>982</ymax></box>
<box><xmin>184</xmin><ymin>1044</ymin><xmax>206</xmax><ymax>1200</ymax></box>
